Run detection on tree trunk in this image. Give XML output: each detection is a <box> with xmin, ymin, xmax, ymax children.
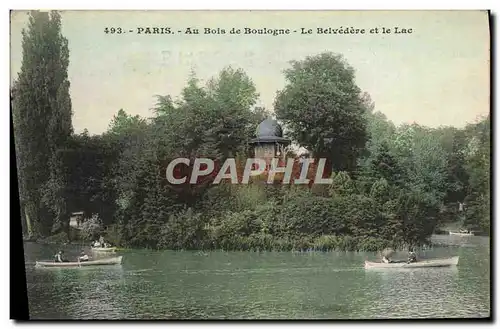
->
<box><xmin>24</xmin><ymin>204</ymin><xmax>34</xmax><ymax>238</ymax></box>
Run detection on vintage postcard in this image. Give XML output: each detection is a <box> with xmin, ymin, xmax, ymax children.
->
<box><xmin>10</xmin><ymin>10</ymin><xmax>490</xmax><ymax>320</ymax></box>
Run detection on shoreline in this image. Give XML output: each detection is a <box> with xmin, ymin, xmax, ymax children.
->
<box><xmin>22</xmin><ymin>235</ymin><xmax>450</xmax><ymax>253</ymax></box>
<box><xmin>23</xmin><ymin>231</ymin><xmax>489</xmax><ymax>254</ymax></box>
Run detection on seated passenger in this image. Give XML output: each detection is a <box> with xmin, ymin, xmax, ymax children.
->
<box><xmin>407</xmin><ymin>251</ymin><xmax>417</xmax><ymax>263</ymax></box>
<box><xmin>78</xmin><ymin>250</ymin><xmax>89</xmax><ymax>262</ymax></box>
<box><xmin>54</xmin><ymin>251</ymin><xmax>68</xmax><ymax>262</ymax></box>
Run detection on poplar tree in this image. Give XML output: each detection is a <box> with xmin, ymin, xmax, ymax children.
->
<box><xmin>12</xmin><ymin>10</ymin><xmax>72</xmax><ymax>237</ymax></box>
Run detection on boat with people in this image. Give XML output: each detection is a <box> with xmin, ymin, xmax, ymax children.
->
<box><xmin>91</xmin><ymin>246</ymin><xmax>117</xmax><ymax>252</ymax></box>
<box><xmin>35</xmin><ymin>256</ymin><xmax>123</xmax><ymax>268</ymax></box>
<box><xmin>364</xmin><ymin>256</ymin><xmax>459</xmax><ymax>269</ymax></box>
<box><xmin>449</xmin><ymin>229</ymin><xmax>474</xmax><ymax>236</ymax></box>
<box><xmin>90</xmin><ymin>236</ymin><xmax>116</xmax><ymax>252</ymax></box>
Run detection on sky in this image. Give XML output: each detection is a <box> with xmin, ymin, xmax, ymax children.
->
<box><xmin>10</xmin><ymin>10</ymin><xmax>490</xmax><ymax>134</ymax></box>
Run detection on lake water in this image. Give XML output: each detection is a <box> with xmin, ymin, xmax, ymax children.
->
<box><xmin>23</xmin><ymin>235</ymin><xmax>491</xmax><ymax>319</ymax></box>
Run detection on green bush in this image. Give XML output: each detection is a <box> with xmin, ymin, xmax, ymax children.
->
<box><xmin>44</xmin><ymin>231</ymin><xmax>69</xmax><ymax>244</ymax></box>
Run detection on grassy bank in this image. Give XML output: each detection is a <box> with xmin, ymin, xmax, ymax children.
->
<box><xmin>28</xmin><ymin>231</ymin><xmax>401</xmax><ymax>253</ymax></box>
<box><xmin>184</xmin><ymin>234</ymin><xmax>396</xmax><ymax>252</ymax></box>
<box><xmin>115</xmin><ymin>234</ymin><xmax>402</xmax><ymax>253</ymax></box>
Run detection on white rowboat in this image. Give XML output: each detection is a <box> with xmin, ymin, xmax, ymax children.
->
<box><xmin>449</xmin><ymin>231</ymin><xmax>474</xmax><ymax>236</ymax></box>
<box><xmin>91</xmin><ymin>247</ymin><xmax>117</xmax><ymax>252</ymax></box>
<box><xmin>364</xmin><ymin>256</ymin><xmax>459</xmax><ymax>269</ymax></box>
<box><xmin>35</xmin><ymin>256</ymin><xmax>123</xmax><ymax>268</ymax></box>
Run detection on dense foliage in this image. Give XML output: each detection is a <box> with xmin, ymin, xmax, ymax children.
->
<box><xmin>13</xmin><ymin>12</ymin><xmax>490</xmax><ymax>251</ymax></box>
<box><xmin>274</xmin><ymin>53</ymin><xmax>369</xmax><ymax>174</ymax></box>
<box><xmin>12</xmin><ymin>11</ymin><xmax>73</xmax><ymax>238</ymax></box>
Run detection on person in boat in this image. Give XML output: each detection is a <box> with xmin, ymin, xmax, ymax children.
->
<box><xmin>93</xmin><ymin>240</ymin><xmax>101</xmax><ymax>248</ymax></box>
<box><xmin>54</xmin><ymin>250</ymin><xmax>69</xmax><ymax>263</ymax></box>
<box><xmin>407</xmin><ymin>250</ymin><xmax>417</xmax><ymax>264</ymax></box>
<box><xmin>78</xmin><ymin>250</ymin><xmax>90</xmax><ymax>262</ymax></box>
<box><xmin>382</xmin><ymin>255</ymin><xmax>392</xmax><ymax>263</ymax></box>
<box><xmin>54</xmin><ymin>251</ymin><xmax>62</xmax><ymax>262</ymax></box>
<box><xmin>99</xmin><ymin>235</ymin><xmax>105</xmax><ymax>246</ymax></box>
<box><xmin>381</xmin><ymin>248</ymin><xmax>394</xmax><ymax>263</ymax></box>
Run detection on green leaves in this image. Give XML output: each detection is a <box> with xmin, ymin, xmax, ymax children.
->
<box><xmin>13</xmin><ymin>10</ymin><xmax>73</xmax><ymax>237</ymax></box>
<box><xmin>14</xmin><ymin>23</ymin><xmax>490</xmax><ymax>247</ymax></box>
<box><xmin>152</xmin><ymin>67</ymin><xmax>261</xmax><ymax>162</ymax></box>
<box><xmin>274</xmin><ymin>52</ymin><xmax>369</xmax><ymax>173</ymax></box>
<box><xmin>462</xmin><ymin>115</ymin><xmax>490</xmax><ymax>233</ymax></box>
<box><xmin>97</xmin><ymin>67</ymin><xmax>264</xmax><ymax>247</ymax></box>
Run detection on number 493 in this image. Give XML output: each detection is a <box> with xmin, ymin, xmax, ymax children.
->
<box><xmin>104</xmin><ymin>27</ymin><xmax>123</xmax><ymax>34</ymax></box>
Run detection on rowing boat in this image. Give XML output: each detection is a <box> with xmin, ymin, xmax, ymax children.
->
<box><xmin>449</xmin><ymin>231</ymin><xmax>474</xmax><ymax>236</ymax></box>
<box><xmin>35</xmin><ymin>256</ymin><xmax>123</xmax><ymax>268</ymax></box>
<box><xmin>364</xmin><ymin>256</ymin><xmax>459</xmax><ymax>269</ymax></box>
<box><xmin>91</xmin><ymin>247</ymin><xmax>117</xmax><ymax>252</ymax></box>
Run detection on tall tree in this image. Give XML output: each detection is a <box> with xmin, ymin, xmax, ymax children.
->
<box><xmin>368</xmin><ymin>141</ymin><xmax>405</xmax><ymax>189</ymax></box>
<box><xmin>392</xmin><ymin>124</ymin><xmax>448</xmax><ymax>200</ymax></box>
<box><xmin>12</xmin><ymin>11</ymin><xmax>73</xmax><ymax>237</ymax></box>
<box><xmin>274</xmin><ymin>52</ymin><xmax>369</xmax><ymax>173</ymax></box>
<box><xmin>361</xmin><ymin>111</ymin><xmax>396</xmax><ymax>161</ymax></box>
<box><xmin>204</xmin><ymin>67</ymin><xmax>261</xmax><ymax>158</ymax></box>
<box><xmin>463</xmin><ymin>115</ymin><xmax>490</xmax><ymax>233</ymax></box>
<box><xmin>438</xmin><ymin>127</ymin><xmax>469</xmax><ymax>204</ymax></box>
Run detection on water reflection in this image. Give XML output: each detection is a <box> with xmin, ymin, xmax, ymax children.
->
<box><xmin>27</xmin><ymin>260</ymin><xmax>126</xmax><ymax>319</ymax></box>
<box><xmin>24</xmin><ymin>238</ymin><xmax>490</xmax><ymax>320</ymax></box>
<box><xmin>361</xmin><ymin>265</ymin><xmax>486</xmax><ymax>318</ymax></box>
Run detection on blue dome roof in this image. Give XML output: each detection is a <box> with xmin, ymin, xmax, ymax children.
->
<box><xmin>256</xmin><ymin>118</ymin><xmax>283</xmax><ymax>138</ymax></box>
<box><xmin>249</xmin><ymin>118</ymin><xmax>290</xmax><ymax>145</ymax></box>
